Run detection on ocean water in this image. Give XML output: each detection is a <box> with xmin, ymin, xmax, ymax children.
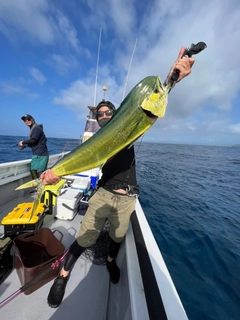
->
<box><xmin>1</xmin><ymin>135</ymin><xmax>240</xmax><ymax>319</ymax></box>
<box><xmin>0</xmin><ymin>135</ymin><xmax>80</xmax><ymax>163</ymax></box>
<box><xmin>137</xmin><ymin>142</ymin><xmax>240</xmax><ymax>320</ymax></box>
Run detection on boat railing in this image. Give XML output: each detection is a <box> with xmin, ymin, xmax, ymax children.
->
<box><xmin>0</xmin><ymin>152</ymin><xmax>68</xmax><ymax>186</ymax></box>
<box><xmin>128</xmin><ymin>200</ymin><xmax>188</xmax><ymax>320</ymax></box>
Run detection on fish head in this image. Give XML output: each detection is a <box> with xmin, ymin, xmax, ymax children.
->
<box><xmin>140</xmin><ymin>76</ymin><xmax>168</xmax><ymax>119</ymax></box>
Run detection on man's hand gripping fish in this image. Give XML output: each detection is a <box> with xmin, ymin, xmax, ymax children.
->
<box><xmin>16</xmin><ymin>43</ymin><xmax>207</xmax><ymax>221</ymax></box>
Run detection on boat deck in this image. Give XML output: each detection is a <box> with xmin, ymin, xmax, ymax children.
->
<box><xmin>0</xmin><ymin>192</ymin><xmax>117</xmax><ymax>320</ymax></box>
<box><xmin>0</xmin><ymin>169</ymin><xmax>189</xmax><ymax>320</ymax></box>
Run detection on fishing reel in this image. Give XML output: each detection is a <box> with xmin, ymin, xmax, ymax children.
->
<box><xmin>18</xmin><ymin>145</ymin><xmax>26</xmax><ymax>151</ymax></box>
<box><xmin>171</xmin><ymin>41</ymin><xmax>207</xmax><ymax>82</ymax></box>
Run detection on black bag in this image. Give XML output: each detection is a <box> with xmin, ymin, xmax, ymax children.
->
<box><xmin>0</xmin><ymin>237</ymin><xmax>13</xmax><ymax>285</ymax></box>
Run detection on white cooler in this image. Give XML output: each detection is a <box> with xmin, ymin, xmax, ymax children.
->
<box><xmin>71</xmin><ymin>176</ymin><xmax>91</xmax><ymax>194</ymax></box>
<box><xmin>74</xmin><ymin>168</ymin><xmax>101</xmax><ymax>189</ymax></box>
<box><xmin>55</xmin><ymin>188</ymin><xmax>83</xmax><ymax>220</ymax></box>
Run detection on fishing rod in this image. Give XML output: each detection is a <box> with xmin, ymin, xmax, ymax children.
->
<box><xmin>0</xmin><ymin>144</ymin><xmax>19</xmax><ymax>150</ymax></box>
<box><xmin>94</xmin><ymin>27</ymin><xmax>102</xmax><ymax>107</ymax></box>
<box><xmin>122</xmin><ymin>38</ymin><xmax>138</xmax><ymax>101</ymax></box>
<box><xmin>61</xmin><ymin>141</ymin><xmax>80</xmax><ymax>152</ymax></box>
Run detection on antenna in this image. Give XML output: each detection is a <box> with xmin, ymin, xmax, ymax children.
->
<box><xmin>94</xmin><ymin>27</ymin><xmax>102</xmax><ymax>107</ymax></box>
<box><xmin>122</xmin><ymin>38</ymin><xmax>138</xmax><ymax>101</ymax></box>
<box><xmin>103</xmin><ymin>85</ymin><xmax>107</xmax><ymax>100</ymax></box>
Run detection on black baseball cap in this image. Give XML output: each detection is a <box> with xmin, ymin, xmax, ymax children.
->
<box><xmin>21</xmin><ymin>114</ymin><xmax>33</xmax><ymax>121</ymax></box>
<box><xmin>96</xmin><ymin>101</ymin><xmax>116</xmax><ymax>113</ymax></box>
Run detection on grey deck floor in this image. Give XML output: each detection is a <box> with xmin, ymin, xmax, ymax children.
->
<box><xmin>0</xmin><ymin>193</ymin><xmax>110</xmax><ymax>320</ymax></box>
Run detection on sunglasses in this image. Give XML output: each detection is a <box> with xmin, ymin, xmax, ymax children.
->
<box><xmin>96</xmin><ymin>110</ymin><xmax>113</xmax><ymax>117</ymax></box>
<box><xmin>24</xmin><ymin>118</ymin><xmax>32</xmax><ymax>122</ymax></box>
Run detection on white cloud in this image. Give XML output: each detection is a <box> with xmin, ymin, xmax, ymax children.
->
<box><xmin>56</xmin><ymin>11</ymin><xmax>80</xmax><ymax>52</ymax></box>
<box><xmin>0</xmin><ymin>0</ymin><xmax>55</xmax><ymax>44</ymax></box>
<box><xmin>29</xmin><ymin>68</ymin><xmax>46</xmax><ymax>85</ymax></box>
<box><xmin>0</xmin><ymin>82</ymin><xmax>39</xmax><ymax>99</ymax></box>
<box><xmin>119</xmin><ymin>0</ymin><xmax>240</xmax><ymax>124</ymax></box>
<box><xmin>0</xmin><ymin>0</ymin><xmax>240</xmax><ymax>144</ymax></box>
<box><xmin>53</xmin><ymin>79</ymin><xmax>95</xmax><ymax>114</ymax></box>
<box><xmin>229</xmin><ymin>123</ymin><xmax>240</xmax><ymax>134</ymax></box>
<box><xmin>47</xmin><ymin>54</ymin><xmax>79</xmax><ymax>75</ymax></box>
<box><xmin>0</xmin><ymin>0</ymin><xmax>81</xmax><ymax>51</ymax></box>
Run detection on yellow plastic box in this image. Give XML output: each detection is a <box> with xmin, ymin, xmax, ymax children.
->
<box><xmin>1</xmin><ymin>202</ymin><xmax>46</xmax><ymax>236</ymax></box>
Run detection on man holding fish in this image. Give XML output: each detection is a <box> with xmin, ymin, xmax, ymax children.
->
<box><xmin>41</xmin><ymin>47</ymin><xmax>195</xmax><ymax>308</ymax></box>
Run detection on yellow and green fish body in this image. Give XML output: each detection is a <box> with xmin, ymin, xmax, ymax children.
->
<box><xmin>50</xmin><ymin>76</ymin><xmax>168</xmax><ymax>176</ymax></box>
<box><xmin>16</xmin><ymin>76</ymin><xmax>170</xmax><ymax>220</ymax></box>
<box><xmin>18</xmin><ymin>75</ymin><xmax>168</xmax><ymax>181</ymax></box>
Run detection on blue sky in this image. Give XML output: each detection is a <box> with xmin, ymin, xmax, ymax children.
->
<box><xmin>0</xmin><ymin>0</ymin><xmax>239</xmax><ymax>146</ymax></box>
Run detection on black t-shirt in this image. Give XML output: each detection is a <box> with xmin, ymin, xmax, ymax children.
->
<box><xmin>98</xmin><ymin>145</ymin><xmax>137</xmax><ymax>189</ymax></box>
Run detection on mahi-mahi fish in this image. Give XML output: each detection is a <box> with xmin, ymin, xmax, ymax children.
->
<box><xmin>16</xmin><ymin>42</ymin><xmax>207</xmax><ymax>220</ymax></box>
<box><xmin>16</xmin><ymin>76</ymin><xmax>169</xmax><ymax>220</ymax></box>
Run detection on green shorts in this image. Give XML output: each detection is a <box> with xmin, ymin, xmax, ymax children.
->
<box><xmin>76</xmin><ymin>187</ymin><xmax>136</xmax><ymax>247</ymax></box>
<box><xmin>31</xmin><ymin>155</ymin><xmax>49</xmax><ymax>171</ymax></box>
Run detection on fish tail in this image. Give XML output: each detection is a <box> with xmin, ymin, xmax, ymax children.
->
<box><xmin>15</xmin><ymin>178</ymin><xmax>40</xmax><ymax>190</ymax></box>
<box><xmin>29</xmin><ymin>179</ymin><xmax>45</xmax><ymax>221</ymax></box>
